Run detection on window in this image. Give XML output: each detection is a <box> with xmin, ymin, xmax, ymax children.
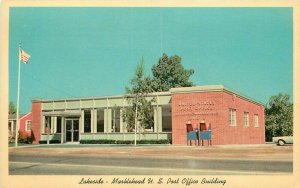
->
<box><xmin>84</xmin><ymin>110</ymin><xmax>91</xmax><ymax>132</ymax></box>
<box><xmin>44</xmin><ymin>116</ymin><xmax>51</xmax><ymax>133</ymax></box>
<box><xmin>254</xmin><ymin>114</ymin><xmax>259</xmax><ymax>127</ymax></box>
<box><xmin>162</xmin><ymin>106</ymin><xmax>172</xmax><ymax>132</ymax></box>
<box><xmin>111</xmin><ymin>108</ymin><xmax>120</xmax><ymax>132</ymax></box>
<box><xmin>229</xmin><ymin>109</ymin><xmax>236</xmax><ymax>126</ymax></box>
<box><xmin>97</xmin><ymin>109</ymin><xmax>104</xmax><ymax>132</ymax></box>
<box><xmin>243</xmin><ymin>112</ymin><xmax>249</xmax><ymax>127</ymax></box>
<box><xmin>56</xmin><ymin>117</ymin><xmax>62</xmax><ymax>133</ymax></box>
<box><xmin>25</xmin><ymin>120</ymin><xmax>32</xmax><ymax>131</ymax></box>
<box><xmin>8</xmin><ymin>121</ymin><xmax>12</xmax><ymax>131</ymax></box>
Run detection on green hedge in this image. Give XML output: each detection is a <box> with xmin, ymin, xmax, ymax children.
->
<box><xmin>80</xmin><ymin>139</ymin><xmax>171</xmax><ymax>145</ymax></box>
<box><xmin>39</xmin><ymin>140</ymin><xmax>61</xmax><ymax>144</ymax></box>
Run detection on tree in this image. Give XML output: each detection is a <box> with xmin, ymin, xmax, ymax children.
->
<box><xmin>122</xmin><ymin>58</ymin><xmax>155</xmax><ymax>132</ymax></box>
<box><xmin>151</xmin><ymin>53</ymin><xmax>194</xmax><ymax>92</ymax></box>
<box><xmin>9</xmin><ymin>101</ymin><xmax>16</xmax><ymax>114</ymax></box>
<box><xmin>265</xmin><ymin>93</ymin><xmax>293</xmax><ymax>141</ymax></box>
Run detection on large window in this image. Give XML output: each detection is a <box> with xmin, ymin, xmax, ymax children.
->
<box><xmin>8</xmin><ymin>121</ymin><xmax>13</xmax><ymax>132</ymax></box>
<box><xmin>97</xmin><ymin>109</ymin><xmax>104</xmax><ymax>132</ymax></box>
<box><xmin>111</xmin><ymin>108</ymin><xmax>120</xmax><ymax>132</ymax></box>
<box><xmin>56</xmin><ymin>117</ymin><xmax>62</xmax><ymax>133</ymax></box>
<box><xmin>84</xmin><ymin>110</ymin><xmax>91</xmax><ymax>133</ymax></box>
<box><xmin>229</xmin><ymin>109</ymin><xmax>236</xmax><ymax>126</ymax></box>
<box><xmin>243</xmin><ymin>112</ymin><xmax>249</xmax><ymax>127</ymax></box>
<box><xmin>162</xmin><ymin>106</ymin><xmax>172</xmax><ymax>132</ymax></box>
<box><xmin>254</xmin><ymin>114</ymin><xmax>259</xmax><ymax>127</ymax></box>
<box><xmin>25</xmin><ymin>120</ymin><xmax>32</xmax><ymax>131</ymax></box>
<box><xmin>45</xmin><ymin>116</ymin><xmax>52</xmax><ymax>133</ymax></box>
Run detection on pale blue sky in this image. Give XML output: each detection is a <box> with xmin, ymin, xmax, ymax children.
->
<box><xmin>9</xmin><ymin>7</ymin><xmax>293</xmax><ymax>113</ymax></box>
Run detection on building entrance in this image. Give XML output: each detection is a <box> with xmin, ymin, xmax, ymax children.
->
<box><xmin>65</xmin><ymin>118</ymin><xmax>79</xmax><ymax>142</ymax></box>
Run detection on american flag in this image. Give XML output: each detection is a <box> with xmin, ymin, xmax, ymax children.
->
<box><xmin>19</xmin><ymin>49</ymin><xmax>31</xmax><ymax>64</ymax></box>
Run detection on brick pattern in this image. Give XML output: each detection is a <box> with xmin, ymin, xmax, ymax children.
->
<box><xmin>31</xmin><ymin>101</ymin><xmax>42</xmax><ymax>144</ymax></box>
<box><xmin>222</xmin><ymin>92</ymin><xmax>265</xmax><ymax>144</ymax></box>
<box><xmin>19</xmin><ymin>112</ymin><xmax>32</xmax><ymax>138</ymax></box>
<box><xmin>172</xmin><ymin>91</ymin><xmax>265</xmax><ymax>145</ymax></box>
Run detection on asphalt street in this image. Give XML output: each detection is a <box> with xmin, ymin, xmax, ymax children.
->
<box><xmin>9</xmin><ymin>148</ymin><xmax>293</xmax><ymax>175</ymax></box>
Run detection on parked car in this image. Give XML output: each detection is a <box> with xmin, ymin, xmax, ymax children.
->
<box><xmin>272</xmin><ymin>135</ymin><xmax>293</xmax><ymax>146</ymax></box>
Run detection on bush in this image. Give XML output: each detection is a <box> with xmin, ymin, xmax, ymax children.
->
<box><xmin>26</xmin><ymin>136</ymin><xmax>33</xmax><ymax>144</ymax></box>
<box><xmin>39</xmin><ymin>140</ymin><xmax>60</xmax><ymax>144</ymax></box>
<box><xmin>80</xmin><ymin>139</ymin><xmax>171</xmax><ymax>145</ymax></box>
<box><xmin>18</xmin><ymin>130</ymin><xmax>29</xmax><ymax>143</ymax></box>
<box><xmin>138</xmin><ymin>139</ymin><xmax>171</xmax><ymax>144</ymax></box>
<box><xmin>18</xmin><ymin>136</ymin><xmax>27</xmax><ymax>143</ymax></box>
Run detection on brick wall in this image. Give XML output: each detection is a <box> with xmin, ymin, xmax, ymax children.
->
<box><xmin>31</xmin><ymin>101</ymin><xmax>42</xmax><ymax>144</ymax></box>
<box><xmin>19</xmin><ymin>112</ymin><xmax>32</xmax><ymax>138</ymax></box>
<box><xmin>172</xmin><ymin>91</ymin><xmax>224</xmax><ymax>145</ymax></box>
<box><xmin>171</xmin><ymin>91</ymin><xmax>265</xmax><ymax>145</ymax></box>
<box><xmin>222</xmin><ymin>92</ymin><xmax>265</xmax><ymax>144</ymax></box>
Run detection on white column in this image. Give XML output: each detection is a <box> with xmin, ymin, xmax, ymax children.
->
<box><xmin>80</xmin><ymin>110</ymin><xmax>84</xmax><ymax>133</ymax></box>
<box><xmin>93</xmin><ymin>109</ymin><xmax>97</xmax><ymax>133</ymax></box>
<box><xmin>119</xmin><ymin>109</ymin><xmax>123</xmax><ymax>133</ymax></box>
<box><xmin>53</xmin><ymin>117</ymin><xmax>57</xmax><ymax>133</ymax></box>
<box><xmin>11</xmin><ymin>121</ymin><xmax>15</xmax><ymax>133</ymax></box>
<box><xmin>61</xmin><ymin>117</ymin><xmax>64</xmax><ymax>144</ymax></box>
<box><xmin>104</xmin><ymin>110</ymin><xmax>107</xmax><ymax>133</ymax></box>
<box><xmin>41</xmin><ymin>116</ymin><xmax>45</xmax><ymax>134</ymax></box>
<box><xmin>51</xmin><ymin>117</ymin><xmax>55</xmax><ymax>133</ymax></box>
<box><xmin>90</xmin><ymin>109</ymin><xmax>94</xmax><ymax>133</ymax></box>
<box><xmin>154</xmin><ymin>107</ymin><xmax>158</xmax><ymax>132</ymax></box>
<box><xmin>154</xmin><ymin>106</ymin><xmax>162</xmax><ymax>133</ymax></box>
<box><xmin>105</xmin><ymin>109</ymin><xmax>112</xmax><ymax>133</ymax></box>
<box><xmin>158</xmin><ymin>107</ymin><xmax>162</xmax><ymax>132</ymax></box>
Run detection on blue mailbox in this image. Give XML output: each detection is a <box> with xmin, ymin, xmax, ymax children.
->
<box><xmin>186</xmin><ymin>123</ymin><xmax>198</xmax><ymax>146</ymax></box>
<box><xmin>198</xmin><ymin>122</ymin><xmax>212</xmax><ymax>146</ymax></box>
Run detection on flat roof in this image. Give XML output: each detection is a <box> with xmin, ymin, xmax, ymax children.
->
<box><xmin>170</xmin><ymin>85</ymin><xmax>264</xmax><ymax>106</ymax></box>
<box><xmin>32</xmin><ymin>91</ymin><xmax>171</xmax><ymax>102</ymax></box>
<box><xmin>32</xmin><ymin>85</ymin><xmax>264</xmax><ymax>106</ymax></box>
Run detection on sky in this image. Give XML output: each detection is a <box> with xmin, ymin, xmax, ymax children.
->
<box><xmin>9</xmin><ymin>7</ymin><xmax>293</xmax><ymax>113</ymax></box>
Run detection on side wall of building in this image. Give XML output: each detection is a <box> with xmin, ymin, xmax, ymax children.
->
<box><xmin>222</xmin><ymin>92</ymin><xmax>265</xmax><ymax>144</ymax></box>
<box><xmin>19</xmin><ymin>113</ymin><xmax>32</xmax><ymax>138</ymax></box>
<box><xmin>31</xmin><ymin>101</ymin><xmax>42</xmax><ymax>144</ymax></box>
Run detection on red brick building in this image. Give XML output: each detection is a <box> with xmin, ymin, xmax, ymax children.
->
<box><xmin>8</xmin><ymin>112</ymin><xmax>32</xmax><ymax>141</ymax></box>
<box><xmin>171</xmin><ymin>86</ymin><xmax>265</xmax><ymax>145</ymax></box>
<box><xmin>30</xmin><ymin>85</ymin><xmax>265</xmax><ymax>145</ymax></box>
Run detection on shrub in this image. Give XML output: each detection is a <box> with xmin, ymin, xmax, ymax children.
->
<box><xmin>18</xmin><ymin>130</ymin><xmax>28</xmax><ymax>143</ymax></box>
<box><xmin>39</xmin><ymin>140</ymin><xmax>60</xmax><ymax>144</ymax></box>
<box><xmin>79</xmin><ymin>139</ymin><xmax>171</xmax><ymax>145</ymax></box>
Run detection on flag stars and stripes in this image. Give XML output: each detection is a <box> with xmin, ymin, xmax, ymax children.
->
<box><xmin>19</xmin><ymin>49</ymin><xmax>31</xmax><ymax>64</ymax></box>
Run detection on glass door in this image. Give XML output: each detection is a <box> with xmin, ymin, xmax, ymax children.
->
<box><xmin>65</xmin><ymin>118</ymin><xmax>79</xmax><ymax>142</ymax></box>
<box><xmin>73</xmin><ymin>119</ymin><xmax>79</xmax><ymax>142</ymax></box>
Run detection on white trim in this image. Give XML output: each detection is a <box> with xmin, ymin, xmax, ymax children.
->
<box><xmin>254</xmin><ymin>114</ymin><xmax>259</xmax><ymax>128</ymax></box>
<box><xmin>229</xmin><ymin>108</ymin><xmax>236</xmax><ymax>127</ymax></box>
<box><xmin>243</xmin><ymin>112</ymin><xmax>249</xmax><ymax>127</ymax></box>
<box><xmin>25</xmin><ymin>120</ymin><xmax>32</xmax><ymax>131</ymax></box>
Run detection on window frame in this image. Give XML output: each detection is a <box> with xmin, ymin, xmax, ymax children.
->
<box><xmin>25</xmin><ymin>120</ymin><xmax>32</xmax><ymax>131</ymax></box>
<box><xmin>243</xmin><ymin>112</ymin><xmax>249</xmax><ymax>127</ymax></box>
<box><xmin>229</xmin><ymin>108</ymin><xmax>236</xmax><ymax>127</ymax></box>
<box><xmin>254</xmin><ymin>114</ymin><xmax>259</xmax><ymax>127</ymax></box>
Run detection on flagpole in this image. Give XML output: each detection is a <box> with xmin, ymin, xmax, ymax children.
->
<box><xmin>15</xmin><ymin>43</ymin><xmax>22</xmax><ymax>147</ymax></box>
<box><xmin>134</xmin><ymin>103</ymin><xmax>137</xmax><ymax>146</ymax></box>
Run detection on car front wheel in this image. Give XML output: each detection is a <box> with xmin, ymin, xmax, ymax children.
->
<box><xmin>278</xmin><ymin>139</ymin><xmax>285</xmax><ymax>146</ymax></box>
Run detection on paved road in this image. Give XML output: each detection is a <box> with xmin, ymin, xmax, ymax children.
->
<box><xmin>9</xmin><ymin>153</ymin><xmax>292</xmax><ymax>175</ymax></box>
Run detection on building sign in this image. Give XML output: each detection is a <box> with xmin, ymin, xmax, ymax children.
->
<box><xmin>174</xmin><ymin>100</ymin><xmax>218</xmax><ymax>119</ymax></box>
